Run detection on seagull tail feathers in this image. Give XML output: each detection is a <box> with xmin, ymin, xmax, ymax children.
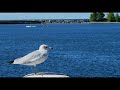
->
<box><xmin>8</xmin><ymin>60</ymin><xmax>14</xmax><ymax>64</ymax></box>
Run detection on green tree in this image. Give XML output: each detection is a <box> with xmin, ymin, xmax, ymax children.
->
<box><xmin>97</xmin><ymin>12</ymin><xmax>105</xmax><ymax>21</ymax></box>
<box><xmin>115</xmin><ymin>13</ymin><xmax>120</xmax><ymax>22</ymax></box>
<box><xmin>107</xmin><ymin>12</ymin><xmax>115</xmax><ymax>22</ymax></box>
<box><xmin>90</xmin><ymin>12</ymin><xmax>97</xmax><ymax>22</ymax></box>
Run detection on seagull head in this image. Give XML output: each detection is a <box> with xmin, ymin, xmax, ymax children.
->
<box><xmin>39</xmin><ymin>44</ymin><xmax>53</xmax><ymax>52</ymax></box>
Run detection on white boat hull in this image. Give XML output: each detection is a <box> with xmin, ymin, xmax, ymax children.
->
<box><xmin>24</xmin><ymin>72</ymin><xmax>69</xmax><ymax>78</ymax></box>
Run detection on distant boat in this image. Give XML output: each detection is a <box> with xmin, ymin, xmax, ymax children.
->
<box><xmin>26</xmin><ymin>25</ymin><xmax>36</xmax><ymax>28</ymax></box>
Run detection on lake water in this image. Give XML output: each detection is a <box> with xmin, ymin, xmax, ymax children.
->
<box><xmin>0</xmin><ymin>23</ymin><xmax>120</xmax><ymax>77</ymax></box>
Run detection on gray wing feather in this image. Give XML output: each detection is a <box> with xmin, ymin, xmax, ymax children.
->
<box><xmin>13</xmin><ymin>50</ymin><xmax>41</xmax><ymax>64</ymax></box>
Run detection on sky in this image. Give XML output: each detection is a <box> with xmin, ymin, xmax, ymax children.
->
<box><xmin>0</xmin><ymin>13</ymin><xmax>119</xmax><ymax>20</ymax></box>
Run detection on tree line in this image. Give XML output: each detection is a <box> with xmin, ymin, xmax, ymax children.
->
<box><xmin>90</xmin><ymin>12</ymin><xmax>120</xmax><ymax>22</ymax></box>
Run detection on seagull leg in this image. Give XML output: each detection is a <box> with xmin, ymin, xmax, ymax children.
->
<box><xmin>34</xmin><ymin>65</ymin><xmax>36</xmax><ymax>75</ymax></box>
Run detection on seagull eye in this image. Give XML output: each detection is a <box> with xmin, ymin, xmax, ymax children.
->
<box><xmin>44</xmin><ymin>46</ymin><xmax>47</xmax><ymax>49</ymax></box>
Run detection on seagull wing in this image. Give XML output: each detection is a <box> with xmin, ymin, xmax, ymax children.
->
<box><xmin>13</xmin><ymin>50</ymin><xmax>41</xmax><ymax>64</ymax></box>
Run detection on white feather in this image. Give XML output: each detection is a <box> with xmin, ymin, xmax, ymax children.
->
<box><xmin>13</xmin><ymin>44</ymin><xmax>49</xmax><ymax>66</ymax></box>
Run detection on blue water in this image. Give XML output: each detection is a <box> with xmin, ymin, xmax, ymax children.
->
<box><xmin>1</xmin><ymin>23</ymin><xmax>120</xmax><ymax>77</ymax></box>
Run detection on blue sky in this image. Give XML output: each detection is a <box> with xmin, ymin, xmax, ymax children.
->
<box><xmin>0</xmin><ymin>13</ymin><xmax>119</xmax><ymax>20</ymax></box>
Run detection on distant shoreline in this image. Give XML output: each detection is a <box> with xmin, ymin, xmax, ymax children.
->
<box><xmin>87</xmin><ymin>22</ymin><xmax>120</xmax><ymax>24</ymax></box>
<box><xmin>0</xmin><ymin>20</ymin><xmax>120</xmax><ymax>24</ymax></box>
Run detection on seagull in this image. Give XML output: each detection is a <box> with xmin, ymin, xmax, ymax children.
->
<box><xmin>9</xmin><ymin>44</ymin><xmax>53</xmax><ymax>75</ymax></box>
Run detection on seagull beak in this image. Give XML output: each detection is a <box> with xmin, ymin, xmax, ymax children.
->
<box><xmin>49</xmin><ymin>47</ymin><xmax>53</xmax><ymax>50</ymax></box>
